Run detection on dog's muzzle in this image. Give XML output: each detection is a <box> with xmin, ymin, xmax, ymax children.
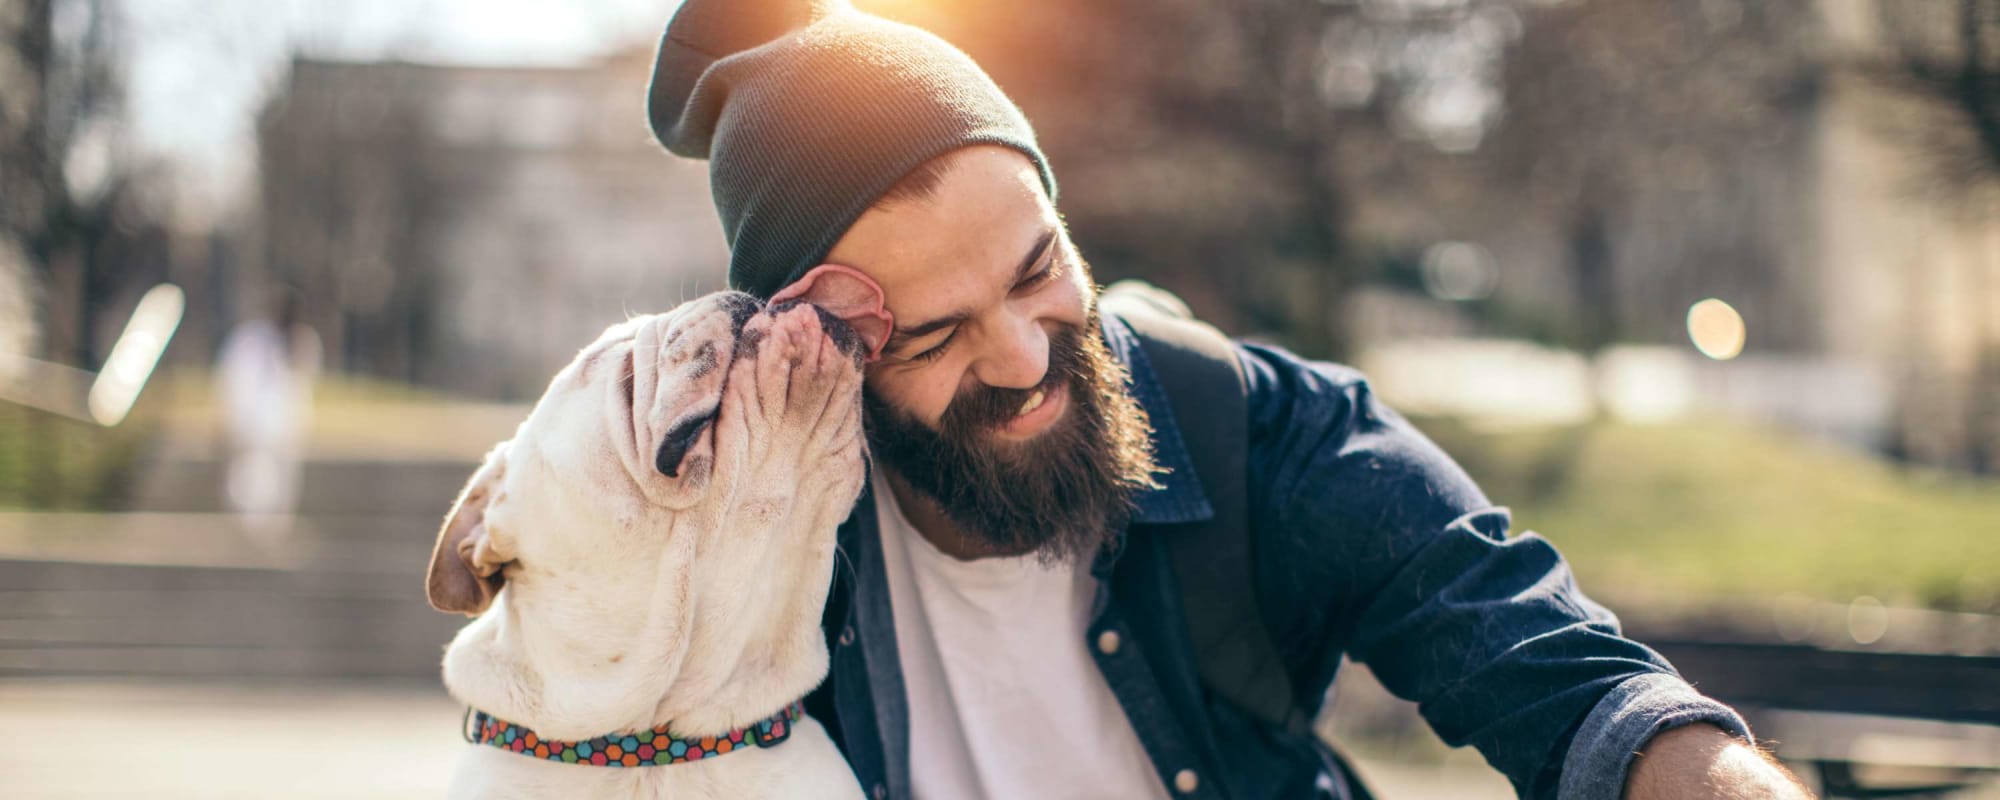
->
<box><xmin>651</xmin><ymin>295</ymin><xmax>865</xmax><ymax>479</ymax></box>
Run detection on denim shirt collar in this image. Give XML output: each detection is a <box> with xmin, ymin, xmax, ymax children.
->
<box><xmin>1100</xmin><ymin>311</ymin><xmax>1215</xmax><ymax>526</ymax></box>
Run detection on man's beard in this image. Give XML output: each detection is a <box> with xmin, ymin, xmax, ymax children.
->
<box><xmin>863</xmin><ymin>309</ymin><xmax>1161</xmax><ymax>565</ymax></box>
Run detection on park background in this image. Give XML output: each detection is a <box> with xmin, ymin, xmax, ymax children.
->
<box><xmin>1</xmin><ymin>0</ymin><xmax>1997</xmax><ymax>796</ymax></box>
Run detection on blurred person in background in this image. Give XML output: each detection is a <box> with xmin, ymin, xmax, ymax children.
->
<box><xmin>644</xmin><ymin>1</ymin><xmax>1815</xmax><ymax>799</ymax></box>
<box><xmin>215</xmin><ymin>287</ymin><xmax>319</xmax><ymax>541</ymax></box>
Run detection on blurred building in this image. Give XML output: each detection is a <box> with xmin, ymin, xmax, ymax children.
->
<box><xmin>1336</xmin><ymin>0</ymin><xmax>1999</xmax><ymax>470</ymax></box>
<box><xmin>249</xmin><ymin>49</ymin><xmax>728</xmax><ymax>400</ymax></box>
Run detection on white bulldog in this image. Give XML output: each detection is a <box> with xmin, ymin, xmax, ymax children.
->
<box><xmin>425</xmin><ymin>289</ymin><xmax>877</xmax><ymax>799</ymax></box>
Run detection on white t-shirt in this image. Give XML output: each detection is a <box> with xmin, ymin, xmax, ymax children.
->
<box><xmin>873</xmin><ymin>466</ymin><xmax>1171</xmax><ymax>800</ymax></box>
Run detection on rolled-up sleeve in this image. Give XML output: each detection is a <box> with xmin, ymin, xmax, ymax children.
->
<box><xmin>1560</xmin><ymin>673</ymin><xmax>1754</xmax><ymax>800</ymax></box>
<box><xmin>1237</xmin><ymin>341</ymin><xmax>1753</xmax><ymax>799</ymax></box>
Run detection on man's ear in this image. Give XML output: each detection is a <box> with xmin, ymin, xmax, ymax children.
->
<box><xmin>770</xmin><ymin>263</ymin><xmax>892</xmax><ymax>361</ymax></box>
<box><xmin>426</xmin><ymin>441</ymin><xmax>515</xmax><ymax>616</ymax></box>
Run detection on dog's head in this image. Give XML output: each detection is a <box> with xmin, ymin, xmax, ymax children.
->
<box><xmin>425</xmin><ymin>289</ymin><xmax>874</xmax><ymax>620</ymax></box>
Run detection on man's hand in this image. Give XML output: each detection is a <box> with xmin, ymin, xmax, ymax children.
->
<box><xmin>1625</xmin><ymin>724</ymin><xmax>1815</xmax><ymax>799</ymax></box>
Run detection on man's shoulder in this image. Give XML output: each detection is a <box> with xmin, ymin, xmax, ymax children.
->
<box><xmin>1096</xmin><ymin>289</ymin><xmax>1382</xmax><ymax>459</ymax></box>
<box><xmin>1224</xmin><ymin>336</ymin><xmax>1378</xmax><ymax>424</ymax></box>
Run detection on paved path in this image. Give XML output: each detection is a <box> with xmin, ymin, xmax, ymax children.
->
<box><xmin>0</xmin><ymin>680</ymin><xmax>463</xmax><ymax>799</ymax></box>
<box><xmin>0</xmin><ymin>679</ymin><xmax>1522</xmax><ymax>800</ymax></box>
<box><xmin>18</xmin><ymin>679</ymin><xmax>1998</xmax><ymax>799</ymax></box>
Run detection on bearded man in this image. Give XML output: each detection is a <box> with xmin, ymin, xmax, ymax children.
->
<box><xmin>644</xmin><ymin>2</ymin><xmax>1811</xmax><ymax>798</ymax></box>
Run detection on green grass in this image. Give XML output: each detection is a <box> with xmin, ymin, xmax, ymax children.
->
<box><xmin>1414</xmin><ymin>416</ymin><xmax>2000</xmax><ymax>613</ymax></box>
<box><xmin>0</xmin><ymin>368</ymin><xmax>483</xmax><ymax>510</ymax></box>
<box><xmin>0</xmin><ymin>403</ymin><xmax>155</xmax><ymax>510</ymax></box>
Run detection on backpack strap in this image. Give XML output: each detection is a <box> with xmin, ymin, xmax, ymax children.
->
<box><xmin>1103</xmin><ymin>283</ymin><xmax>1309</xmax><ymax>736</ymax></box>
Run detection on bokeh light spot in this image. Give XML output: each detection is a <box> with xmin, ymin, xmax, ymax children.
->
<box><xmin>1847</xmin><ymin>595</ymin><xmax>1888</xmax><ymax>645</ymax></box>
<box><xmin>1686</xmin><ymin>298</ymin><xmax>1746</xmax><ymax>360</ymax></box>
<box><xmin>1420</xmin><ymin>241</ymin><xmax>1498</xmax><ymax>302</ymax></box>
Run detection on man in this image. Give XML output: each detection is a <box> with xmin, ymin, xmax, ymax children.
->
<box><xmin>645</xmin><ymin>1</ymin><xmax>1812</xmax><ymax>798</ymax></box>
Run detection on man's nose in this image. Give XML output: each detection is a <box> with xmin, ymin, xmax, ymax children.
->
<box><xmin>970</xmin><ymin>313</ymin><xmax>1050</xmax><ymax>390</ymax></box>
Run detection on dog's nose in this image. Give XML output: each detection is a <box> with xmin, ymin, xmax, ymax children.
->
<box><xmin>655</xmin><ymin>407</ymin><xmax>719</xmax><ymax>478</ymax></box>
<box><xmin>717</xmin><ymin>292</ymin><xmax>762</xmax><ymax>332</ymax></box>
<box><xmin>764</xmin><ymin>300</ymin><xmax>869</xmax><ymax>361</ymax></box>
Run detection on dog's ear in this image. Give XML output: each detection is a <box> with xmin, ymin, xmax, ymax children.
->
<box><xmin>426</xmin><ymin>442</ymin><xmax>515</xmax><ymax>616</ymax></box>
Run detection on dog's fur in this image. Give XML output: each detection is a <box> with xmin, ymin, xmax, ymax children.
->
<box><xmin>426</xmin><ymin>293</ymin><xmax>867</xmax><ymax>799</ymax></box>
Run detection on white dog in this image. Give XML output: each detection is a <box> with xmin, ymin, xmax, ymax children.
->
<box><xmin>425</xmin><ymin>290</ymin><xmax>875</xmax><ymax>799</ymax></box>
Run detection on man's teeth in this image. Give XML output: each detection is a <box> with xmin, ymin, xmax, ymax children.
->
<box><xmin>1017</xmin><ymin>389</ymin><xmax>1046</xmax><ymax>417</ymax></box>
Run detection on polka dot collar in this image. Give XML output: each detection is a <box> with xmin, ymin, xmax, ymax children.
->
<box><xmin>465</xmin><ymin>700</ymin><xmax>803</xmax><ymax>767</ymax></box>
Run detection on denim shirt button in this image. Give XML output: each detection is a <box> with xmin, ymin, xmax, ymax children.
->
<box><xmin>838</xmin><ymin>626</ymin><xmax>856</xmax><ymax>646</ymax></box>
<box><xmin>1095</xmin><ymin>629</ymin><xmax>1121</xmax><ymax>655</ymax></box>
<box><xmin>1173</xmin><ymin>769</ymin><xmax>1199</xmax><ymax>794</ymax></box>
<box><xmin>871</xmin><ymin>783</ymin><xmax>886</xmax><ymax>800</ymax></box>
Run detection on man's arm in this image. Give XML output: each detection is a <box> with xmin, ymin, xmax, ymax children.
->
<box><xmin>1628</xmin><ymin>724</ymin><xmax>1814</xmax><ymax>799</ymax></box>
<box><xmin>1236</xmin><ymin>341</ymin><xmax>1805</xmax><ymax>799</ymax></box>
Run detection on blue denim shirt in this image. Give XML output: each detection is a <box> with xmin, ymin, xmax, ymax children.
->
<box><xmin>805</xmin><ymin>312</ymin><xmax>1753</xmax><ymax>799</ymax></box>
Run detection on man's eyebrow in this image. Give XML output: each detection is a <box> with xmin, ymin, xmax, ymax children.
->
<box><xmin>885</xmin><ymin>228</ymin><xmax>1057</xmax><ymax>351</ymax></box>
<box><xmin>1011</xmin><ymin>228</ymin><xmax>1058</xmax><ymax>284</ymax></box>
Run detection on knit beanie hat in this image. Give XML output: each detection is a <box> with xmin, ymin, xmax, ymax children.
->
<box><xmin>646</xmin><ymin>0</ymin><xmax>1058</xmax><ymax>300</ymax></box>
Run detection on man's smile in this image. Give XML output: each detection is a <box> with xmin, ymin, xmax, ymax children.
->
<box><xmin>996</xmin><ymin>381</ymin><xmax>1067</xmax><ymax>439</ymax></box>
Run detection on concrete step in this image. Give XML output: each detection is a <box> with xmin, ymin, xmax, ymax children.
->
<box><xmin>0</xmin><ymin>511</ymin><xmax>444</xmax><ymax>571</ymax></box>
<box><xmin>0</xmin><ymin>506</ymin><xmax>464</xmax><ymax>681</ymax></box>
<box><xmin>0</xmin><ymin>558</ymin><xmax>460</xmax><ymax>680</ymax></box>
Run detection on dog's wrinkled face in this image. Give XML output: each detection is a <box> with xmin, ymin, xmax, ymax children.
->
<box><xmin>425</xmin><ymin>291</ymin><xmax>869</xmax><ymax>625</ymax></box>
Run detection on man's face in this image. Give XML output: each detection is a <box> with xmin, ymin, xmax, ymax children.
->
<box><xmin>824</xmin><ymin>145</ymin><xmax>1158</xmax><ymax>562</ymax></box>
<box><xmin>828</xmin><ymin>146</ymin><xmax>1086</xmax><ymax>425</ymax></box>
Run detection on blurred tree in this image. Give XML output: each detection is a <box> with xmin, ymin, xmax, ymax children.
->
<box><xmin>0</xmin><ymin>0</ymin><xmax>62</xmax><ymax>349</ymax></box>
<box><xmin>0</xmin><ymin>0</ymin><xmax>167</xmax><ymax>367</ymax></box>
<box><xmin>1867</xmin><ymin>0</ymin><xmax>2000</xmax><ymax>203</ymax></box>
<box><xmin>1479</xmin><ymin>0</ymin><xmax>1821</xmax><ymax>353</ymax></box>
<box><xmin>1</xmin><ymin>0</ymin><xmax>171</xmax><ymax>509</ymax></box>
<box><xmin>255</xmin><ymin>62</ymin><xmax>449</xmax><ymax>384</ymax></box>
<box><xmin>1863</xmin><ymin>0</ymin><xmax>1999</xmax><ymax>472</ymax></box>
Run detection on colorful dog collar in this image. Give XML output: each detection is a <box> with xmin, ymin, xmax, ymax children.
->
<box><xmin>466</xmin><ymin>700</ymin><xmax>803</xmax><ymax>767</ymax></box>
